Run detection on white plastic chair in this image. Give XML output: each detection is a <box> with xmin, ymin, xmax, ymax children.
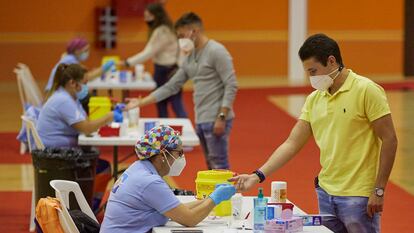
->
<box><xmin>50</xmin><ymin>180</ymin><xmax>98</xmax><ymax>233</ymax></box>
<box><xmin>14</xmin><ymin>63</ymin><xmax>43</xmax><ymax>108</ymax></box>
<box><xmin>14</xmin><ymin>63</ymin><xmax>43</xmax><ymax>155</ymax></box>
<box><xmin>15</xmin><ymin>68</ymin><xmax>27</xmax><ymax>154</ymax></box>
<box><xmin>20</xmin><ymin>115</ymin><xmax>44</xmax><ymax>232</ymax></box>
<box><xmin>21</xmin><ymin>115</ymin><xmax>44</xmax><ymax>152</ymax></box>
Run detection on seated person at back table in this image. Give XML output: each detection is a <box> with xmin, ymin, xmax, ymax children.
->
<box><xmin>45</xmin><ymin>37</ymin><xmax>114</xmax><ymax>112</ymax></box>
<box><xmin>37</xmin><ymin>63</ymin><xmax>123</xmax><ymax>211</ymax></box>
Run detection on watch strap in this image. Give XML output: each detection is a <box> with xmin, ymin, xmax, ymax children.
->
<box><xmin>252</xmin><ymin>170</ymin><xmax>265</xmax><ymax>183</ymax></box>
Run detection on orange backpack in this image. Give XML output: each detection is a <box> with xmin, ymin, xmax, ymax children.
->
<box><xmin>35</xmin><ymin>197</ymin><xmax>65</xmax><ymax>233</ymax></box>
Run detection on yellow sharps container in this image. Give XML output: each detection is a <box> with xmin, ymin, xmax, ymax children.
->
<box><xmin>102</xmin><ymin>55</ymin><xmax>121</xmax><ymax>70</ymax></box>
<box><xmin>195</xmin><ymin>170</ymin><xmax>234</xmax><ymax>216</ymax></box>
<box><xmin>88</xmin><ymin>97</ymin><xmax>111</xmax><ymax>120</ymax></box>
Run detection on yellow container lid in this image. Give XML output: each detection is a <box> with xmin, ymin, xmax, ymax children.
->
<box><xmin>196</xmin><ymin>170</ymin><xmax>234</xmax><ymax>182</ymax></box>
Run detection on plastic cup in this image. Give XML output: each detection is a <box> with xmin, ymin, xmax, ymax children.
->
<box><xmin>231</xmin><ymin>193</ymin><xmax>243</xmax><ymax>220</ymax></box>
<box><xmin>134</xmin><ymin>64</ymin><xmax>144</xmax><ymax>80</ymax></box>
<box><xmin>119</xmin><ymin>71</ymin><xmax>127</xmax><ymax>83</ymax></box>
<box><xmin>128</xmin><ymin>108</ymin><xmax>139</xmax><ymax>127</ymax></box>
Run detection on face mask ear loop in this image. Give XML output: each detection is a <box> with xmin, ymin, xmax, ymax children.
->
<box><xmin>328</xmin><ymin>66</ymin><xmax>342</xmax><ymax>81</ymax></box>
<box><xmin>162</xmin><ymin>150</ymin><xmax>172</xmax><ymax>168</ymax></box>
<box><xmin>332</xmin><ymin>70</ymin><xmax>341</xmax><ymax>81</ymax></box>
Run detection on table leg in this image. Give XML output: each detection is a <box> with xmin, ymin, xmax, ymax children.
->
<box><xmin>113</xmin><ymin>145</ymin><xmax>118</xmax><ymax>182</ymax></box>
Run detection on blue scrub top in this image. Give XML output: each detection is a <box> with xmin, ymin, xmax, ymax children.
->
<box><xmin>45</xmin><ymin>54</ymin><xmax>79</xmax><ymax>92</ymax></box>
<box><xmin>100</xmin><ymin>160</ymin><xmax>181</xmax><ymax>233</ymax></box>
<box><xmin>36</xmin><ymin>87</ymin><xmax>86</xmax><ymax>148</ymax></box>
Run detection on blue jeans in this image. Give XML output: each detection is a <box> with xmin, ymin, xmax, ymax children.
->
<box><xmin>196</xmin><ymin>119</ymin><xmax>233</xmax><ymax>169</ymax></box>
<box><xmin>316</xmin><ymin>187</ymin><xmax>380</xmax><ymax>233</ymax></box>
<box><xmin>154</xmin><ymin>64</ymin><xmax>188</xmax><ymax>118</ymax></box>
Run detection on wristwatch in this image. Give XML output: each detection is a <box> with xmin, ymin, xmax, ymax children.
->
<box><xmin>374</xmin><ymin>187</ymin><xmax>385</xmax><ymax>197</ymax></box>
<box><xmin>218</xmin><ymin>112</ymin><xmax>226</xmax><ymax>121</ymax></box>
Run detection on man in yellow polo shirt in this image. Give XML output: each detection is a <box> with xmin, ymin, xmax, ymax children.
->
<box><xmin>230</xmin><ymin>34</ymin><xmax>397</xmax><ymax>233</ymax></box>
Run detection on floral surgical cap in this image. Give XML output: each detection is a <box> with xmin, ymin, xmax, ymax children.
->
<box><xmin>135</xmin><ymin>125</ymin><xmax>182</xmax><ymax>160</ymax></box>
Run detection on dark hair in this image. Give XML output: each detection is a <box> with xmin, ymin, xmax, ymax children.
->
<box><xmin>146</xmin><ymin>3</ymin><xmax>173</xmax><ymax>38</ymax></box>
<box><xmin>46</xmin><ymin>63</ymin><xmax>86</xmax><ymax>99</ymax></box>
<box><xmin>298</xmin><ymin>34</ymin><xmax>344</xmax><ymax>67</ymax></box>
<box><xmin>174</xmin><ymin>12</ymin><xmax>203</xmax><ymax>30</ymax></box>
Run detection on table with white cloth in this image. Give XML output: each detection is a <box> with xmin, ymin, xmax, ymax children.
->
<box><xmin>78</xmin><ymin>118</ymin><xmax>200</xmax><ymax>181</ymax></box>
<box><xmin>153</xmin><ymin>196</ymin><xmax>333</xmax><ymax>233</ymax></box>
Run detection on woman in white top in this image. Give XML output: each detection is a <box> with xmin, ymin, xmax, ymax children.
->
<box><xmin>122</xmin><ymin>3</ymin><xmax>188</xmax><ymax>118</ymax></box>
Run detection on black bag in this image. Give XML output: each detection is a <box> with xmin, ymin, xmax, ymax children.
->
<box><xmin>69</xmin><ymin>209</ymin><xmax>100</xmax><ymax>233</ymax></box>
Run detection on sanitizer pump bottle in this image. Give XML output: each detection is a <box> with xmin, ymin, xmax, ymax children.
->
<box><xmin>253</xmin><ymin>188</ymin><xmax>268</xmax><ymax>233</ymax></box>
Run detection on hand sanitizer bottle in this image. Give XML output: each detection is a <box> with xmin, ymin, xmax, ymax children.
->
<box><xmin>253</xmin><ymin>188</ymin><xmax>268</xmax><ymax>233</ymax></box>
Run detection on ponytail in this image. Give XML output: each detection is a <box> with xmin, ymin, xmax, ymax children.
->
<box><xmin>46</xmin><ymin>63</ymin><xmax>86</xmax><ymax>100</ymax></box>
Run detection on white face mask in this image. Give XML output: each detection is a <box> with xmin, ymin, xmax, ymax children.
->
<box><xmin>309</xmin><ymin>67</ymin><xmax>341</xmax><ymax>91</ymax></box>
<box><xmin>178</xmin><ymin>38</ymin><xmax>195</xmax><ymax>53</ymax></box>
<box><xmin>163</xmin><ymin>150</ymin><xmax>186</xmax><ymax>176</ymax></box>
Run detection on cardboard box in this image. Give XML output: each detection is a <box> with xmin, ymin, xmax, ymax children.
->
<box><xmin>264</xmin><ymin>217</ymin><xmax>303</xmax><ymax>233</ymax></box>
<box><xmin>301</xmin><ymin>215</ymin><xmax>322</xmax><ymax>226</ymax></box>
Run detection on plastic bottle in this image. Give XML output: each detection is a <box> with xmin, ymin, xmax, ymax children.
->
<box><xmin>120</xmin><ymin>112</ymin><xmax>129</xmax><ymax>137</ymax></box>
<box><xmin>128</xmin><ymin>107</ymin><xmax>140</xmax><ymax>127</ymax></box>
<box><xmin>253</xmin><ymin>188</ymin><xmax>268</xmax><ymax>233</ymax></box>
<box><xmin>231</xmin><ymin>193</ymin><xmax>243</xmax><ymax>220</ymax></box>
<box><xmin>109</xmin><ymin>64</ymin><xmax>119</xmax><ymax>83</ymax></box>
<box><xmin>134</xmin><ymin>64</ymin><xmax>144</xmax><ymax>81</ymax></box>
<box><xmin>271</xmin><ymin>181</ymin><xmax>287</xmax><ymax>203</ymax></box>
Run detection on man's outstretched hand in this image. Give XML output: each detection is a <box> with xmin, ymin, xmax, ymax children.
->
<box><xmin>228</xmin><ymin>174</ymin><xmax>260</xmax><ymax>192</ymax></box>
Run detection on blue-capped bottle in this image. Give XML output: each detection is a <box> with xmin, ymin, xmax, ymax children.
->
<box><xmin>253</xmin><ymin>188</ymin><xmax>268</xmax><ymax>233</ymax></box>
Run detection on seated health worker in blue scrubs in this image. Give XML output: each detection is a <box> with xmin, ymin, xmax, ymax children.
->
<box><xmin>45</xmin><ymin>37</ymin><xmax>114</xmax><ymax>112</ymax></box>
<box><xmin>100</xmin><ymin>125</ymin><xmax>236</xmax><ymax>233</ymax></box>
<box><xmin>37</xmin><ymin>63</ymin><xmax>122</xmax><ymax>210</ymax></box>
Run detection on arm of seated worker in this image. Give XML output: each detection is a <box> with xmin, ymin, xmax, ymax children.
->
<box><xmin>84</xmin><ymin>60</ymin><xmax>116</xmax><ymax>82</ymax></box>
<box><xmin>164</xmin><ymin>199</ymin><xmax>215</xmax><ymax>227</ymax></box>
<box><xmin>164</xmin><ymin>185</ymin><xmax>235</xmax><ymax>227</ymax></box>
<box><xmin>85</xmin><ymin>68</ymin><xmax>103</xmax><ymax>81</ymax></box>
<box><xmin>183</xmin><ymin>199</ymin><xmax>208</xmax><ymax>210</ymax></box>
<box><xmin>72</xmin><ymin>112</ymin><xmax>114</xmax><ymax>135</ymax></box>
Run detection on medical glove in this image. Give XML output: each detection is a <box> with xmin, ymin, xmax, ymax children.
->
<box><xmin>102</xmin><ymin>60</ymin><xmax>115</xmax><ymax>73</ymax></box>
<box><xmin>209</xmin><ymin>183</ymin><xmax>236</xmax><ymax>205</ymax></box>
<box><xmin>115</xmin><ymin>103</ymin><xmax>126</xmax><ymax>112</ymax></box>
<box><xmin>113</xmin><ymin>108</ymin><xmax>123</xmax><ymax>123</ymax></box>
